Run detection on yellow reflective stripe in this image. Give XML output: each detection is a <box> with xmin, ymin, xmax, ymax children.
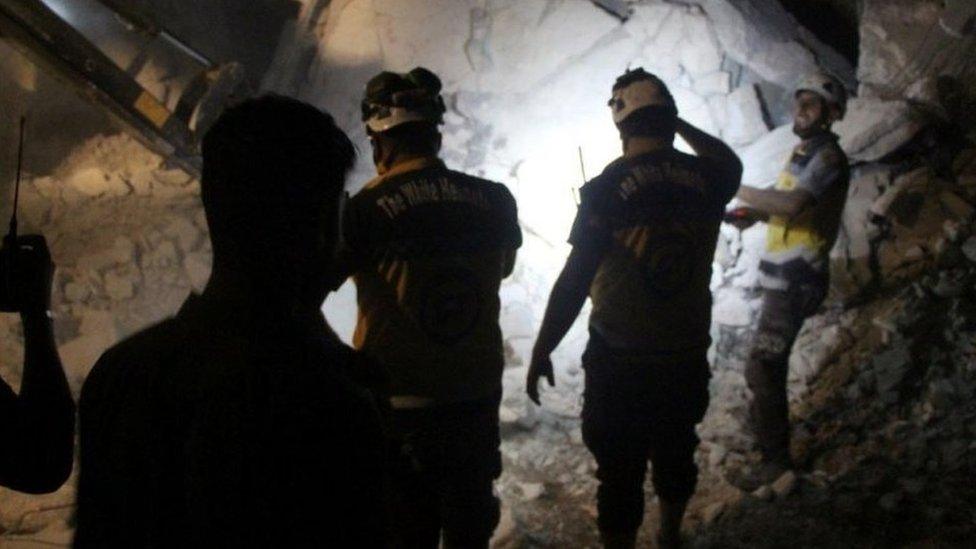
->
<box><xmin>775</xmin><ymin>170</ymin><xmax>797</xmax><ymax>191</ymax></box>
<box><xmin>766</xmin><ymin>169</ymin><xmax>825</xmax><ymax>252</ymax></box>
<box><xmin>765</xmin><ymin>221</ymin><xmax>824</xmax><ymax>252</ymax></box>
<box><xmin>134</xmin><ymin>91</ymin><xmax>171</xmax><ymax>128</ymax></box>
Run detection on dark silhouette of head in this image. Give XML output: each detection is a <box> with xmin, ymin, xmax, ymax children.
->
<box><xmin>610</xmin><ymin>68</ymin><xmax>678</xmax><ymax>141</ymax></box>
<box><xmin>201</xmin><ymin>95</ymin><xmax>355</xmax><ymax>307</ymax></box>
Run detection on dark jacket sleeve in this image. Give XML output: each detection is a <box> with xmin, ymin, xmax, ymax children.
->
<box><xmin>0</xmin><ymin>384</ymin><xmax>74</xmax><ymax>494</ymax></box>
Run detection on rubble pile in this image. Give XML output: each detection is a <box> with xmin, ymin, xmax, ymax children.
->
<box><xmin>694</xmin><ymin>246</ymin><xmax>976</xmax><ymax>547</ymax></box>
<box><xmin>0</xmin><ymin>134</ymin><xmax>207</xmax><ymax>545</ymax></box>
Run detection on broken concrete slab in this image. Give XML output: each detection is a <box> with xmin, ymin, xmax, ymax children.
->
<box><xmin>737</xmin><ymin>123</ymin><xmax>799</xmax><ymax>187</ymax></box>
<box><xmin>702</xmin><ymin>0</ymin><xmax>855</xmax><ymax>91</ymax></box>
<box><xmin>859</xmin><ymin>0</ymin><xmax>976</xmax><ymax>100</ymax></box>
<box><xmin>835</xmin><ymin>98</ymin><xmax>929</xmax><ymax>163</ymax></box>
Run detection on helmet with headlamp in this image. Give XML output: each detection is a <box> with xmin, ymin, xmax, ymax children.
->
<box><xmin>362</xmin><ymin>67</ymin><xmax>447</xmax><ymax>133</ymax></box>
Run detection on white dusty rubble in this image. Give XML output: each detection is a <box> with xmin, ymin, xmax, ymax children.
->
<box><xmin>0</xmin><ymin>134</ymin><xmax>206</xmax><ymax>540</ymax></box>
<box><xmin>701</xmin><ymin>0</ymin><xmax>855</xmax><ymax>91</ymax></box>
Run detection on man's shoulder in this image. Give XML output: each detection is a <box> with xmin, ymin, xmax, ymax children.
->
<box><xmin>806</xmin><ymin>134</ymin><xmax>848</xmax><ymax>165</ymax></box>
<box><xmin>817</xmin><ymin>138</ymin><xmax>848</xmax><ymax>167</ymax></box>
<box><xmin>81</xmin><ymin>318</ymin><xmax>185</xmax><ymax>404</ymax></box>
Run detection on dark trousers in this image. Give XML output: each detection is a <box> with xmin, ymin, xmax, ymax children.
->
<box><xmin>744</xmin><ymin>285</ymin><xmax>826</xmax><ymax>463</ymax></box>
<box><xmin>581</xmin><ymin>333</ymin><xmax>711</xmax><ymax>535</ymax></box>
<box><xmin>388</xmin><ymin>395</ymin><xmax>502</xmax><ymax>549</ymax></box>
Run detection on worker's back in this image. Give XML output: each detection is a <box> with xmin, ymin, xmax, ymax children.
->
<box><xmin>575</xmin><ymin>148</ymin><xmax>738</xmax><ymax>352</ymax></box>
<box><xmin>344</xmin><ymin>157</ymin><xmax>521</xmax><ymax>403</ymax></box>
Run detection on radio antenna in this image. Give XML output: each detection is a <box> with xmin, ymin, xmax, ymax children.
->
<box><xmin>577</xmin><ymin>145</ymin><xmax>588</xmax><ymax>182</ymax></box>
<box><xmin>8</xmin><ymin>116</ymin><xmax>26</xmax><ymax>241</ymax></box>
<box><xmin>571</xmin><ymin>145</ymin><xmax>588</xmax><ymax>207</ymax></box>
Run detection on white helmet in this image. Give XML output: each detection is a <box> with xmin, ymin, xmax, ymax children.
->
<box><xmin>362</xmin><ymin>68</ymin><xmax>446</xmax><ymax>133</ymax></box>
<box><xmin>609</xmin><ymin>68</ymin><xmax>676</xmax><ymax>124</ymax></box>
<box><xmin>796</xmin><ymin>72</ymin><xmax>847</xmax><ymax>118</ymax></box>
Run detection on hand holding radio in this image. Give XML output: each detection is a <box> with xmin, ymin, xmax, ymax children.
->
<box><xmin>0</xmin><ymin>234</ymin><xmax>54</xmax><ymax>315</ymax></box>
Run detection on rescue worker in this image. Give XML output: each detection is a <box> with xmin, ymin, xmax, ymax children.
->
<box><xmin>725</xmin><ymin>72</ymin><xmax>850</xmax><ymax>489</ymax></box>
<box><xmin>526</xmin><ymin>68</ymin><xmax>742</xmax><ymax>548</ymax></box>
<box><xmin>76</xmin><ymin>96</ymin><xmax>389</xmax><ymax>548</ymax></box>
<box><xmin>339</xmin><ymin>67</ymin><xmax>522</xmax><ymax>548</ymax></box>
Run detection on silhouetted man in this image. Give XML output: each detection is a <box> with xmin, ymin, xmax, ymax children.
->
<box><xmin>338</xmin><ymin>67</ymin><xmax>521</xmax><ymax>548</ymax></box>
<box><xmin>76</xmin><ymin>96</ymin><xmax>389</xmax><ymax>548</ymax></box>
<box><xmin>0</xmin><ymin>234</ymin><xmax>74</xmax><ymax>493</ymax></box>
<box><xmin>527</xmin><ymin>69</ymin><xmax>741</xmax><ymax>548</ymax></box>
<box><xmin>725</xmin><ymin>72</ymin><xmax>850</xmax><ymax>489</ymax></box>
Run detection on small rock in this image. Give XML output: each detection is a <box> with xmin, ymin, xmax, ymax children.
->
<box><xmin>807</xmin><ymin>470</ymin><xmax>830</xmax><ymax>489</ymax></box>
<box><xmin>962</xmin><ymin>236</ymin><xmax>976</xmax><ymax>263</ymax></box>
<box><xmin>702</xmin><ymin>501</ymin><xmax>726</xmax><ymax>523</ymax></box>
<box><xmin>569</xmin><ymin>427</ymin><xmax>584</xmax><ymax>445</ymax></box>
<box><xmin>517</xmin><ymin>481</ymin><xmax>545</xmax><ymax>501</ymax></box>
<box><xmin>103</xmin><ymin>271</ymin><xmax>135</xmax><ymax>301</ymax></box>
<box><xmin>184</xmin><ymin>252</ymin><xmax>211</xmax><ymax>292</ymax></box>
<box><xmin>874</xmin><ymin>339</ymin><xmax>912</xmax><ymax>390</ymax></box>
<box><xmin>166</xmin><ymin>217</ymin><xmax>203</xmax><ymax>252</ymax></box>
<box><xmin>67</xmin><ymin>167</ymin><xmax>131</xmax><ymax>197</ymax></box>
<box><xmin>110</xmin><ymin>237</ymin><xmax>137</xmax><ymax>264</ymax></box>
<box><xmin>708</xmin><ymin>444</ymin><xmax>729</xmax><ymax>470</ymax></box>
<box><xmin>752</xmin><ymin>485</ymin><xmax>773</xmax><ymax>501</ymax></box>
<box><xmin>153</xmin><ymin>168</ymin><xmax>193</xmax><ymax>187</ymax></box>
<box><xmin>498</xmin><ymin>406</ymin><xmax>519</xmax><ymax>425</ymax></box>
<box><xmin>771</xmin><ymin>470</ymin><xmax>798</xmax><ymax>497</ymax></box>
<box><xmin>63</xmin><ymin>281</ymin><xmax>91</xmax><ymax>303</ymax></box>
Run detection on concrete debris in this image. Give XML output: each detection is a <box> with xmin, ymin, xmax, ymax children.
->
<box><xmin>723</xmin><ymin>85</ymin><xmax>770</xmax><ymax>148</ymax></box>
<box><xmin>517</xmin><ymin>481</ymin><xmax>546</xmax><ymax>501</ymax></box>
<box><xmin>834</xmin><ymin>99</ymin><xmax>928</xmax><ymax>163</ymax></box>
<box><xmin>962</xmin><ymin>236</ymin><xmax>976</xmax><ymax>263</ymax></box>
<box><xmin>770</xmin><ymin>470</ymin><xmax>797</xmax><ymax>498</ymax></box>
<box><xmin>702</xmin><ymin>0</ymin><xmax>855</xmax><ymax>91</ymax></box>
<box><xmin>736</xmin><ymin>124</ymin><xmax>799</xmax><ymax>187</ymax></box>
<box><xmin>702</xmin><ymin>501</ymin><xmax>726</xmax><ymax>523</ymax></box>
<box><xmin>858</xmin><ymin>0</ymin><xmax>976</xmax><ymax>104</ymax></box>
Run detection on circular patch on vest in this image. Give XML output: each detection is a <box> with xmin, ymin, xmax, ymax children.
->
<box><xmin>419</xmin><ymin>268</ymin><xmax>482</xmax><ymax>345</ymax></box>
<box><xmin>642</xmin><ymin>232</ymin><xmax>696</xmax><ymax>297</ymax></box>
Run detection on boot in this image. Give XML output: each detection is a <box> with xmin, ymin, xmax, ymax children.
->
<box><xmin>600</xmin><ymin>529</ymin><xmax>637</xmax><ymax>549</ymax></box>
<box><xmin>657</xmin><ymin>497</ymin><xmax>688</xmax><ymax>549</ymax></box>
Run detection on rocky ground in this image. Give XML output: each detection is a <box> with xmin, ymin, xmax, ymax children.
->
<box><xmin>491</xmin><ymin>243</ymin><xmax>976</xmax><ymax>548</ymax></box>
